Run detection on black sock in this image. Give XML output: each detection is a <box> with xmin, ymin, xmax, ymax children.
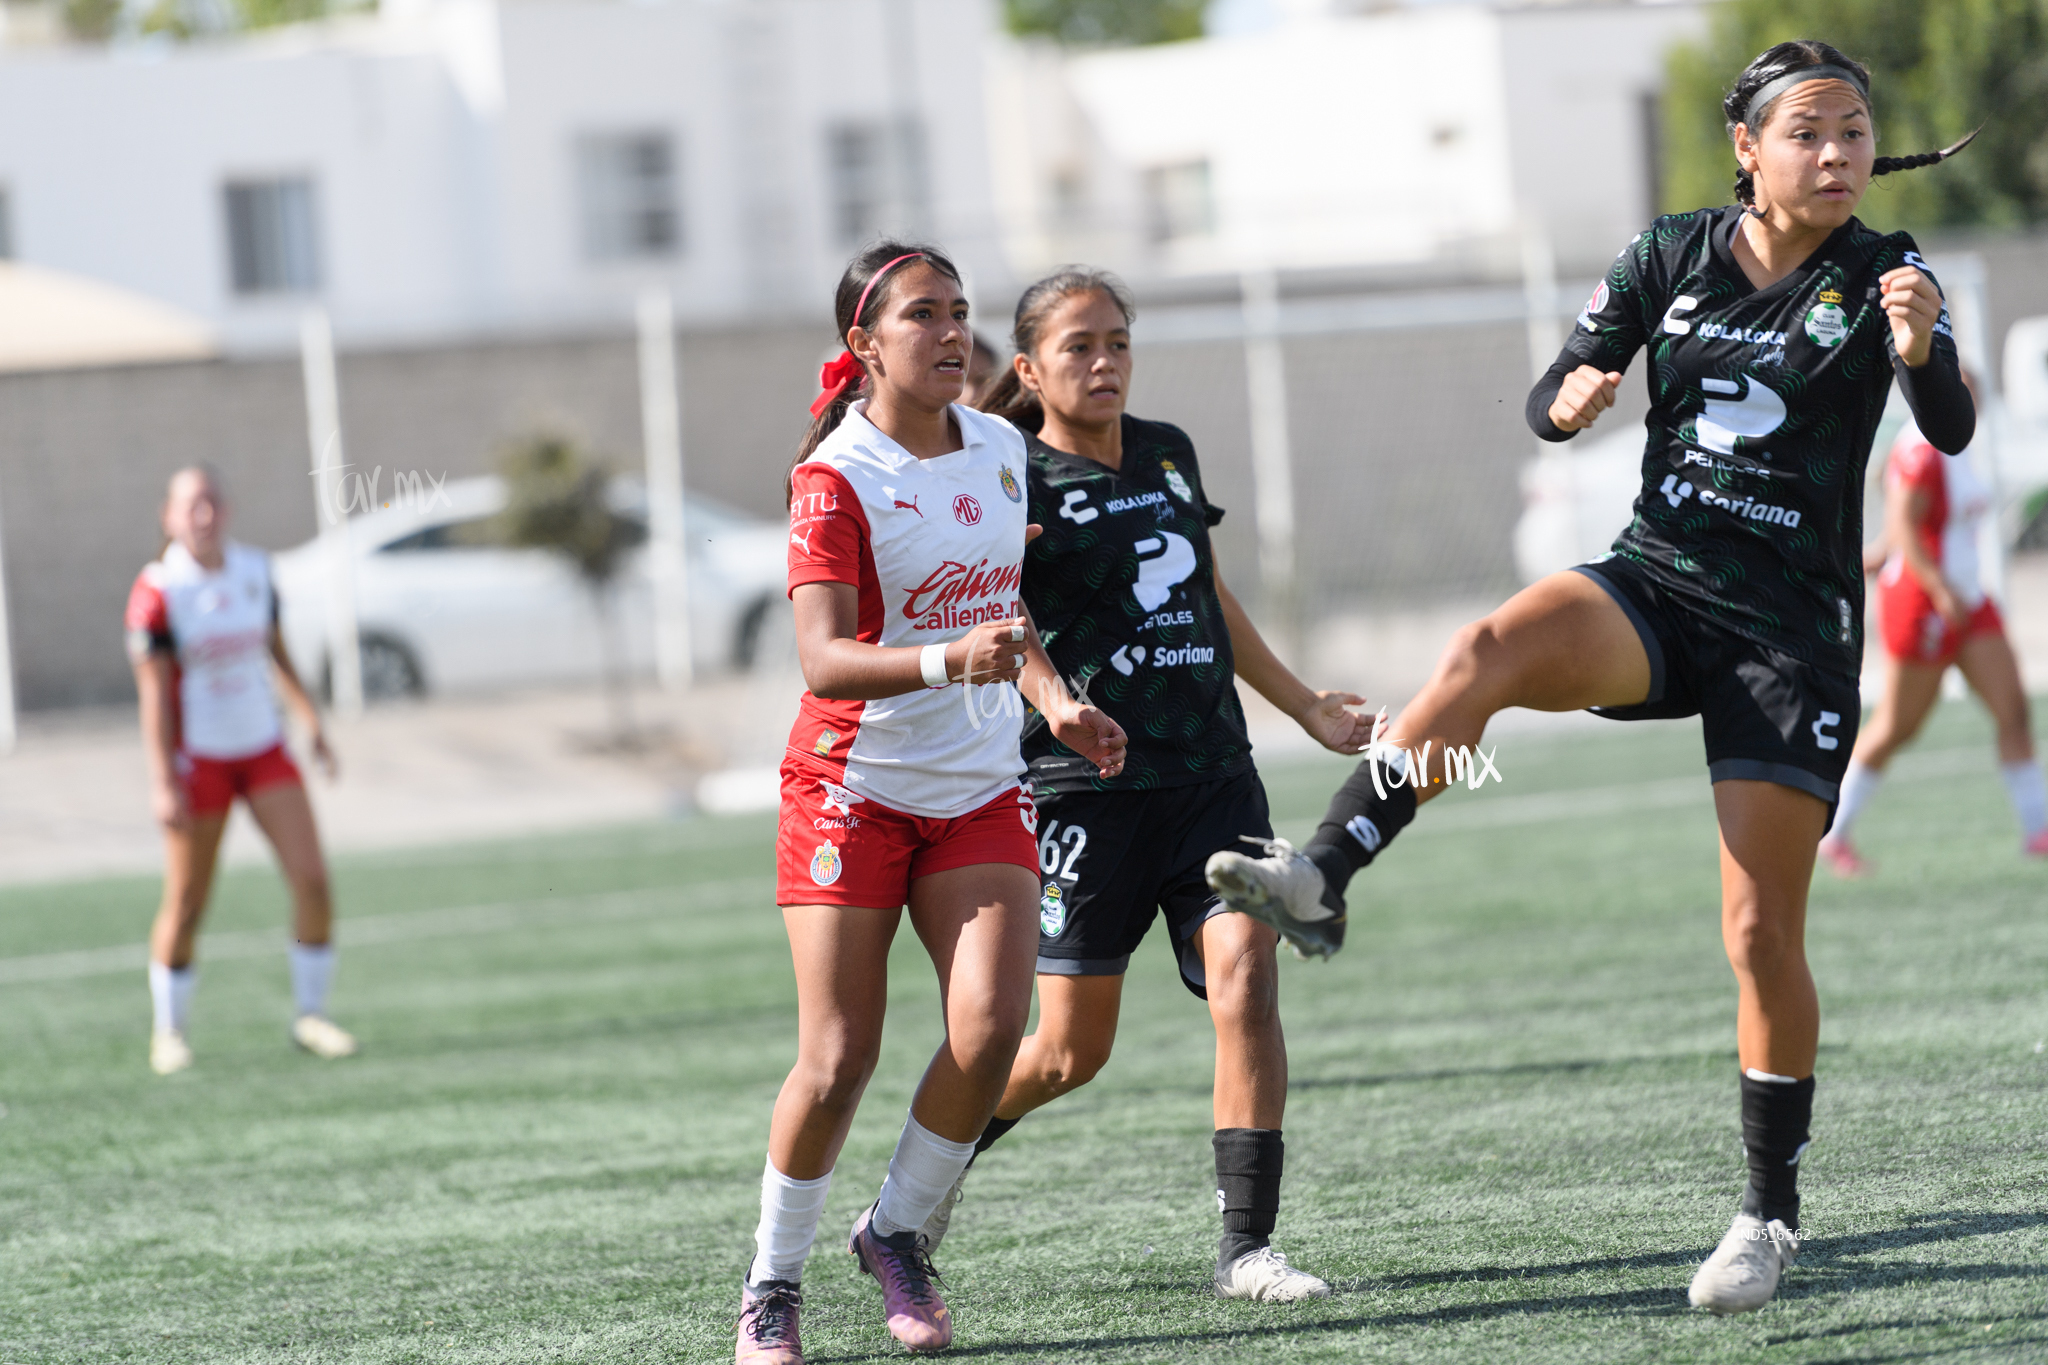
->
<box><xmin>1214</xmin><ymin>1128</ymin><xmax>1284</xmax><ymax>1270</ymax></box>
<box><xmin>975</xmin><ymin>1114</ymin><xmax>1020</xmax><ymax>1155</ymax></box>
<box><xmin>1738</xmin><ymin>1072</ymin><xmax>1814</xmax><ymax>1229</ymax></box>
<box><xmin>1303</xmin><ymin>756</ymin><xmax>1418</xmax><ymax>896</ymax></box>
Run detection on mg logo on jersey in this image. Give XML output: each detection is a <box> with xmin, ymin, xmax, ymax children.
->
<box><xmin>953</xmin><ymin>494</ymin><xmax>982</xmax><ymax>525</ymax></box>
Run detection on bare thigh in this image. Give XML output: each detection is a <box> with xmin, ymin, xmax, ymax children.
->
<box><xmin>1852</xmin><ymin>653</ymin><xmax>1944</xmax><ymax>769</ymax></box>
<box><xmin>1956</xmin><ymin>630</ymin><xmax>2035</xmax><ymax>764</ymax></box>
<box><xmin>152</xmin><ymin>815</ymin><xmax>230</xmax><ymax>967</ymax></box>
<box><xmin>245</xmin><ymin>781</ymin><xmax>333</xmax><ymax>943</ymax></box>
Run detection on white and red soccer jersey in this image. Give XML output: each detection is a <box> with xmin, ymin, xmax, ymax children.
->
<box><xmin>125</xmin><ymin>540</ymin><xmax>284</xmax><ymax>760</ymax></box>
<box><xmin>1880</xmin><ymin>423</ymin><xmax>1993</xmax><ymax>608</ymax></box>
<box><xmin>785</xmin><ymin>401</ymin><xmax>1031</xmax><ymax>819</ymax></box>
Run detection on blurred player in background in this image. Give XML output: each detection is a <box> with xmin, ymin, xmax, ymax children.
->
<box><xmin>124</xmin><ymin>465</ymin><xmax>356</xmax><ymax>1076</ymax></box>
<box><xmin>964</xmin><ymin>329</ymin><xmax>1008</xmax><ymax>408</ymax></box>
<box><xmin>1207</xmin><ymin>40</ymin><xmax>1977</xmax><ymax>1314</ymax></box>
<box><xmin>1819</xmin><ymin>372</ymin><xmax>2047</xmax><ymax>874</ymax></box>
<box><xmin>737</xmin><ymin>242</ymin><xmax>1124</xmax><ymax>1365</ymax></box>
<box><xmin>933</xmin><ymin>267</ymin><xmax>1366</xmax><ymax>1303</ymax></box>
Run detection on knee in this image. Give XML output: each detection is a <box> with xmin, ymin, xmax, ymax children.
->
<box><xmin>793</xmin><ymin>1044</ymin><xmax>880</xmax><ymax>1116</ymax></box>
<box><xmin>1205</xmin><ymin>944</ymin><xmax>1280</xmax><ymax>1031</ymax></box>
<box><xmin>950</xmin><ymin>1007</ymin><xmax>1032</xmax><ymax>1086</ymax></box>
<box><xmin>1723</xmin><ymin>902</ymin><xmax>1800</xmax><ymax>979</ymax></box>
<box><xmin>1039</xmin><ymin>1036</ymin><xmax>1113</xmax><ymax>1094</ymax></box>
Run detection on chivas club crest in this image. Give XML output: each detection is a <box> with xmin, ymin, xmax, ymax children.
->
<box><xmin>810</xmin><ymin>840</ymin><xmax>843</xmax><ymax>886</ymax></box>
<box><xmin>999</xmin><ymin>465</ymin><xmax>1023</xmax><ymax>503</ymax></box>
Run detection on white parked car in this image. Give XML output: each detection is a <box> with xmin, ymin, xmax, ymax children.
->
<box><xmin>273</xmin><ymin>476</ymin><xmax>788</xmax><ymax>700</ymax></box>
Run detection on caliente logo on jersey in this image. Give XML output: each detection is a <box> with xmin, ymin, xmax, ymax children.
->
<box><xmin>902</xmin><ymin>558</ymin><xmax>1023</xmax><ymax>627</ymax></box>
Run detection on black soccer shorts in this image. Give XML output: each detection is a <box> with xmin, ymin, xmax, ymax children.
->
<box><xmin>1574</xmin><ymin>559</ymin><xmax>1860</xmax><ymax>805</ymax></box>
<box><xmin>1031</xmin><ymin>771</ymin><xmax>1272</xmax><ymax>1000</ymax></box>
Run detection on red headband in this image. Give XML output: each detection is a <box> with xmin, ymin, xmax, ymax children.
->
<box><xmin>808</xmin><ymin>252</ymin><xmax>926</xmax><ymax>417</ymax></box>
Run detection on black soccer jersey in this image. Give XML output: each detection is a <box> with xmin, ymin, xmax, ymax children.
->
<box><xmin>1018</xmin><ymin>414</ymin><xmax>1254</xmax><ymax>794</ymax></box>
<box><xmin>1529</xmin><ymin>207</ymin><xmax>1972</xmax><ymax>676</ymax></box>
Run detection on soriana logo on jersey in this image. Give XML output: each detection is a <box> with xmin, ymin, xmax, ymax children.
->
<box><xmin>902</xmin><ymin>558</ymin><xmax>1023</xmax><ymax>630</ymax></box>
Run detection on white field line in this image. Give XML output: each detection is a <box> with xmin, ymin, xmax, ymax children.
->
<box><xmin>0</xmin><ymin>875</ymin><xmax>772</xmax><ymax>987</ymax></box>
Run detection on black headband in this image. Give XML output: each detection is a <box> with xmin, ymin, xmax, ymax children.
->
<box><xmin>1741</xmin><ymin>64</ymin><xmax>1870</xmax><ymax>132</ymax></box>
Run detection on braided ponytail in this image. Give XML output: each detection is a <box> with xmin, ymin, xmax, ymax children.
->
<box><xmin>1873</xmin><ymin>127</ymin><xmax>1982</xmax><ymax>179</ymax></box>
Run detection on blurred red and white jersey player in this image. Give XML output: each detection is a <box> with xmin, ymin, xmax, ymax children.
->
<box><xmin>1822</xmin><ymin>400</ymin><xmax>2048</xmax><ymax>874</ymax></box>
<box><xmin>124</xmin><ymin>465</ymin><xmax>359</xmax><ymax>1075</ymax></box>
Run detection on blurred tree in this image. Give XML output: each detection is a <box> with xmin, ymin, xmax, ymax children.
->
<box><xmin>1005</xmin><ymin>0</ymin><xmax>1203</xmax><ymax>46</ymax></box>
<box><xmin>496</xmin><ymin>433</ymin><xmax>644</xmax><ymax>743</ymax></box>
<box><xmin>61</xmin><ymin>0</ymin><xmax>122</xmax><ymax>40</ymax></box>
<box><xmin>1663</xmin><ymin>0</ymin><xmax>2048</xmax><ymax>232</ymax></box>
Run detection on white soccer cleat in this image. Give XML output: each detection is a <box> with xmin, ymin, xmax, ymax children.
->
<box><xmin>1215</xmin><ymin>1245</ymin><xmax>1331</xmax><ymax>1302</ymax></box>
<box><xmin>1688</xmin><ymin>1213</ymin><xmax>1798</xmax><ymax>1314</ymax></box>
<box><xmin>917</xmin><ymin>1164</ymin><xmax>970</xmax><ymax>1253</ymax></box>
<box><xmin>150</xmin><ymin>1030</ymin><xmax>194</xmax><ymax>1075</ymax></box>
<box><xmin>292</xmin><ymin>1014</ymin><xmax>359</xmax><ymax>1059</ymax></box>
<box><xmin>1204</xmin><ymin>837</ymin><xmax>1347</xmax><ymax>960</ymax></box>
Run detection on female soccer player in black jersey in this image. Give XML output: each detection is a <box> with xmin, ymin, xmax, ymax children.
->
<box><xmin>914</xmin><ymin>267</ymin><xmax>1372</xmax><ymax>1302</ymax></box>
<box><xmin>1209</xmin><ymin>40</ymin><xmax>1976</xmax><ymax>1314</ymax></box>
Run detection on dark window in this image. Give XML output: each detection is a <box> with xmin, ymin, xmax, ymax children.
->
<box><xmin>224</xmin><ymin>177</ymin><xmax>321</xmax><ymax>295</ymax></box>
<box><xmin>577</xmin><ymin>132</ymin><xmax>681</xmax><ymax>261</ymax></box>
<box><xmin>379</xmin><ymin>518</ymin><xmax>499</xmax><ymax>553</ymax></box>
<box><xmin>826</xmin><ymin>116</ymin><xmax>927</xmax><ymax>248</ymax></box>
<box><xmin>1143</xmin><ymin>160</ymin><xmax>1214</xmax><ymax>244</ymax></box>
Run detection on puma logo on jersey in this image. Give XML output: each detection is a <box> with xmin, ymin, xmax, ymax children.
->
<box><xmin>790</xmin><ymin>529</ymin><xmax>814</xmax><ymax>554</ymax></box>
<box><xmin>1131</xmin><ymin>532</ymin><xmax>1197</xmax><ymax>611</ymax></box>
<box><xmin>893</xmin><ymin>496</ymin><xmax>922</xmax><ymax>517</ymax></box>
<box><xmin>1059</xmin><ymin>490</ymin><xmax>1099</xmax><ymax>525</ymax></box>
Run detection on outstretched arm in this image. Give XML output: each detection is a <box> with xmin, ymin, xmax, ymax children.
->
<box><xmin>1216</xmin><ymin>563</ymin><xmax>1368</xmax><ymax>755</ymax></box>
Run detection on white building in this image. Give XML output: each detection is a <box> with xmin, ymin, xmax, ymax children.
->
<box><xmin>987</xmin><ymin>0</ymin><xmax>1710</xmax><ymax>286</ymax></box>
<box><xmin>0</xmin><ymin>0</ymin><xmax>1007</xmax><ymax>351</ymax></box>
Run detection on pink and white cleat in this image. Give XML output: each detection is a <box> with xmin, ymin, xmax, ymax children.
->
<box><xmin>736</xmin><ymin>1279</ymin><xmax>803</xmax><ymax>1365</ymax></box>
<box><xmin>1816</xmin><ymin>834</ymin><xmax>1869</xmax><ymax>879</ymax></box>
<box><xmin>2025</xmin><ymin>829</ymin><xmax>2048</xmax><ymax>859</ymax></box>
<box><xmin>849</xmin><ymin>1203</ymin><xmax>952</xmax><ymax>1352</ymax></box>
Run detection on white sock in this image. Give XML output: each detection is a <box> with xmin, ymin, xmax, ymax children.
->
<box><xmin>149</xmin><ymin>961</ymin><xmax>196</xmax><ymax>1035</ymax></box>
<box><xmin>1829</xmin><ymin>759</ymin><xmax>1883</xmax><ymax>839</ymax></box>
<box><xmin>872</xmin><ymin>1114</ymin><xmax>976</xmax><ymax>1238</ymax></box>
<box><xmin>289</xmin><ymin>942</ymin><xmax>336</xmax><ymax>1019</ymax></box>
<box><xmin>747</xmin><ymin>1159</ymin><xmax>833</xmax><ymax>1285</ymax></box>
<box><xmin>2000</xmin><ymin>760</ymin><xmax>2048</xmax><ymax>839</ymax></box>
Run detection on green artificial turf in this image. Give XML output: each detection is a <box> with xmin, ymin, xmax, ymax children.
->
<box><xmin>2</xmin><ymin>700</ymin><xmax>2044</xmax><ymax>1363</ymax></box>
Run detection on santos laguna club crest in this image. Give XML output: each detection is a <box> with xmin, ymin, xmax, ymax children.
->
<box><xmin>809</xmin><ymin>839</ymin><xmax>842</xmax><ymax>887</ymax></box>
<box><xmin>1160</xmin><ymin>460</ymin><xmax>1194</xmax><ymax>503</ymax></box>
<box><xmin>1039</xmin><ymin>883</ymin><xmax>1066</xmax><ymax>936</ymax></box>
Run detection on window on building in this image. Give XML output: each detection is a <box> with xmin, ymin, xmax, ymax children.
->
<box><xmin>577</xmin><ymin>132</ymin><xmax>681</xmax><ymax>262</ymax></box>
<box><xmin>826</xmin><ymin>117</ymin><xmax>927</xmax><ymax>248</ymax></box>
<box><xmin>223</xmin><ymin>177</ymin><xmax>321</xmax><ymax>295</ymax></box>
<box><xmin>1143</xmin><ymin>160</ymin><xmax>1214</xmax><ymax>243</ymax></box>
<box><xmin>0</xmin><ymin>186</ymin><xmax>13</xmax><ymax>259</ymax></box>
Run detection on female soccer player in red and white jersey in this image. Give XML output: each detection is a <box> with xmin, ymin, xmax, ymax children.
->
<box><xmin>124</xmin><ymin>466</ymin><xmax>356</xmax><ymax>1076</ymax></box>
<box><xmin>1819</xmin><ymin>375</ymin><xmax>2047</xmax><ymax>873</ymax></box>
<box><xmin>735</xmin><ymin>242</ymin><xmax>1126</xmax><ymax>1365</ymax></box>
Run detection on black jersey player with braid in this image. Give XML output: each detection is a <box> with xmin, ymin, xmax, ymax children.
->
<box><xmin>912</xmin><ymin>268</ymin><xmax>1373</xmax><ymax>1302</ymax></box>
<box><xmin>1207</xmin><ymin>40</ymin><xmax>1975</xmax><ymax>1315</ymax></box>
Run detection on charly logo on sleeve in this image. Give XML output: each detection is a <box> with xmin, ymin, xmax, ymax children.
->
<box><xmin>1804</xmin><ymin>289</ymin><xmax>1849</xmax><ymax>348</ymax></box>
<box><xmin>1159</xmin><ymin>460</ymin><xmax>1194</xmax><ymax>503</ymax></box>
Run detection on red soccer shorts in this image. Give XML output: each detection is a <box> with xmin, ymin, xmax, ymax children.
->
<box><xmin>1878</xmin><ymin>582</ymin><xmax>2004</xmax><ymax>666</ymax></box>
<box><xmin>776</xmin><ymin>759</ymin><xmax>1040</xmax><ymax>908</ymax></box>
<box><xmin>176</xmin><ymin>744</ymin><xmax>303</xmax><ymax>817</ymax></box>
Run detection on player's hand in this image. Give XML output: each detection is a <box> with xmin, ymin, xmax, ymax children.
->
<box><xmin>309</xmin><ymin>729</ymin><xmax>339</xmax><ymax>780</ymax></box>
<box><xmin>1930</xmin><ymin>581</ymin><xmax>1969</xmax><ymax>630</ymax></box>
<box><xmin>1048</xmin><ymin>701</ymin><xmax>1127</xmax><ymax>779</ymax></box>
<box><xmin>151</xmin><ymin>779</ymin><xmax>190</xmax><ymax>832</ymax></box>
<box><xmin>1880</xmin><ymin>266</ymin><xmax>1943</xmax><ymax>368</ymax></box>
<box><xmin>1025</xmin><ymin>523</ymin><xmax>1043</xmax><ymax>546</ymax></box>
<box><xmin>1295</xmin><ymin>690</ymin><xmax>1371</xmax><ymax>755</ymax></box>
<box><xmin>1548</xmin><ymin>365</ymin><xmax>1624</xmax><ymax>432</ymax></box>
<box><xmin>948</xmin><ymin>618</ymin><xmax>1032</xmax><ymax>685</ymax></box>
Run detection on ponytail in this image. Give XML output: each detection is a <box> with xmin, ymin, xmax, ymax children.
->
<box><xmin>787</xmin><ymin>240</ymin><xmax>963</xmax><ymax>505</ymax></box>
<box><xmin>1873</xmin><ymin>127</ymin><xmax>1981</xmax><ymax>179</ymax></box>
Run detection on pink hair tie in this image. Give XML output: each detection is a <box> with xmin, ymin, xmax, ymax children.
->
<box><xmin>807</xmin><ymin>252</ymin><xmax>925</xmax><ymax>417</ymax></box>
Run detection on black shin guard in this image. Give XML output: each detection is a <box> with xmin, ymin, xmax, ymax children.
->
<box><xmin>1303</xmin><ymin>756</ymin><xmax>1418</xmax><ymax>895</ymax></box>
<box><xmin>1214</xmin><ymin>1128</ymin><xmax>1284</xmax><ymax>1270</ymax></box>
<box><xmin>1738</xmin><ymin>1073</ymin><xmax>1814</xmax><ymax>1229</ymax></box>
<box><xmin>974</xmin><ymin>1114</ymin><xmax>1020</xmax><ymax>1155</ymax></box>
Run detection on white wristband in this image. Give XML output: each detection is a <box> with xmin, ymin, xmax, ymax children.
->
<box><xmin>920</xmin><ymin>642</ymin><xmax>951</xmax><ymax>689</ymax></box>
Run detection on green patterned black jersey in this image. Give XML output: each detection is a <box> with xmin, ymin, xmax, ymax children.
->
<box><xmin>1018</xmin><ymin>414</ymin><xmax>1254</xmax><ymax>794</ymax></box>
<box><xmin>1529</xmin><ymin>207</ymin><xmax>1973</xmax><ymax>676</ymax></box>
